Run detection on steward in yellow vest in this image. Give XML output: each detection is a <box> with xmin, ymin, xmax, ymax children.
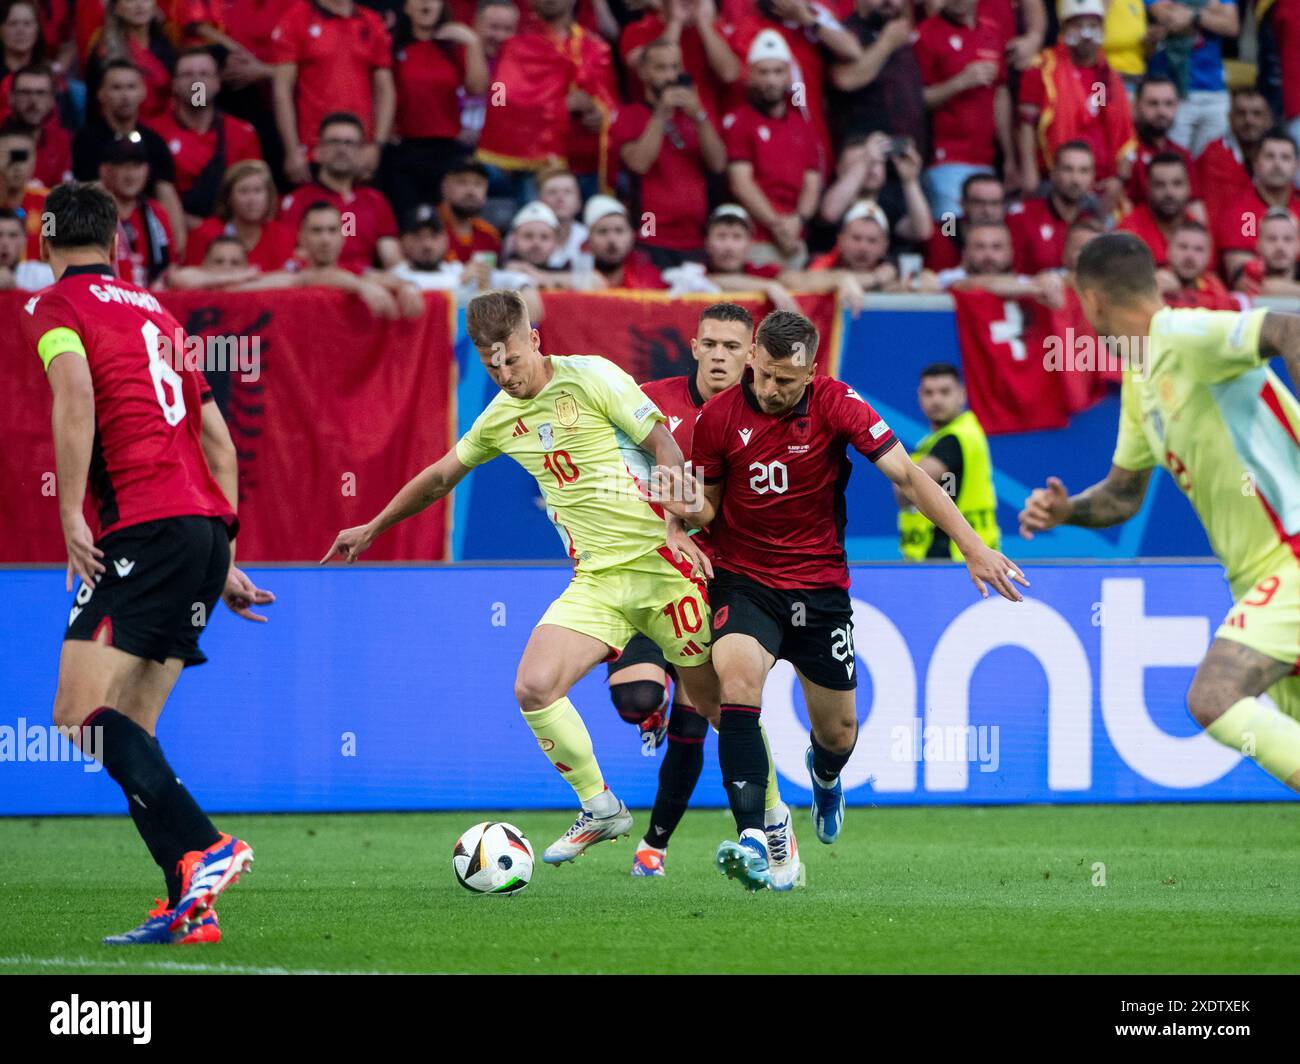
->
<box><xmin>898</xmin><ymin>364</ymin><xmax>1000</xmax><ymax>560</ymax></box>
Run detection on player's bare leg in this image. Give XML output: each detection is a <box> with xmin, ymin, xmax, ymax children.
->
<box><xmin>798</xmin><ymin>669</ymin><xmax>858</xmax><ymax>844</ymax></box>
<box><xmin>1187</xmin><ymin>638</ymin><xmax>1300</xmax><ymax>790</ymax></box>
<box><xmin>709</xmin><ymin>633</ymin><xmax>777</xmax><ymax>890</ymax></box>
<box><xmin>517</xmin><ymin>624</ymin><xmax>635</xmax><ymax>863</ymax></box>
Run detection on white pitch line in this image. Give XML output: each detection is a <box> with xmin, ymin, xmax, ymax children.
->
<box><xmin>0</xmin><ymin>954</ymin><xmax>384</xmax><ymax>976</ymax></box>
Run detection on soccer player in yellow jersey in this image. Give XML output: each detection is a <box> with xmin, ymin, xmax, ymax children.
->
<box><xmin>323</xmin><ymin>290</ymin><xmax>720</xmax><ymax>862</ymax></box>
<box><xmin>1021</xmin><ymin>233</ymin><xmax>1300</xmax><ymax>793</ymax></box>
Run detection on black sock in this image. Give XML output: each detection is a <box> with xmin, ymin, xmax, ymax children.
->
<box><xmin>85</xmin><ymin>708</ymin><xmax>220</xmax><ymax>856</ymax></box>
<box><xmin>718</xmin><ymin>704</ymin><xmax>767</xmax><ymax>834</ymax></box>
<box><xmin>644</xmin><ymin>704</ymin><xmax>708</xmax><ymax>849</ymax></box>
<box><xmin>128</xmin><ymin>799</ymin><xmax>184</xmax><ymax>908</ymax></box>
<box><xmin>811</xmin><ymin>725</ymin><xmax>858</xmax><ymax>785</ymax></box>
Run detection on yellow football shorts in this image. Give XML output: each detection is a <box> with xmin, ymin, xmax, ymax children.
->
<box><xmin>537</xmin><ymin>547</ymin><xmax>711</xmax><ymax>667</ymax></box>
<box><xmin>1217</xmin><ymin>552</ymin><xmax>1300</xmax><ymax>721</ymax></box>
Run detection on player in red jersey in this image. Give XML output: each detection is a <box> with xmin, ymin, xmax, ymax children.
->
<box><xmin>663</xmin><ymin>310</ymin><xmax>1029</xmax><ymax>891</ymax></box>
<box><xmin>21</xmin><ymin>182</ymin><xmax>273</xmax><ymax>944</ymax></box>
<box><xmin>612</xmin><ymin>302</ymin><xmax>801</xmax><ymax>888</ymax></box>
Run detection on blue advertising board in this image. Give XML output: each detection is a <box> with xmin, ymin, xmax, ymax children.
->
<box><xmin>0</xmin><ymin>563</ymin><xmax>1292</xmax><ymax>815</ymax></box>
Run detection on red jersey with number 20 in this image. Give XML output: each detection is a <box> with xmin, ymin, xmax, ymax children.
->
<box><xmin>20</xmin><ymin>265</ymin><xmax>237</xmax><ymax>539</ymax></box>
<box><xmin>691</xmin><ymin>371</ymin><xmax>898</xmax><ymax>590</ymax></box>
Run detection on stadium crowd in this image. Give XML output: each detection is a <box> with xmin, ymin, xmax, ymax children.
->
<box><xmin>1</xmin><ymin>0</ymin><xmax>1298</xmax><ymax>314</ymax></box>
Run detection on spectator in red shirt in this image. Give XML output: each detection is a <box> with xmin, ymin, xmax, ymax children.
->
<box><xmin>1233</xmin><ymin>207</ymin><xmax>1300</xmax><ymax>298</ymax></box>
<box><xmin>271</xmin><ymin>0</ymin><xmax>394</xmax><ymax>185</ymax></box>
<box><xmin>914</xmin><ymin>0</ymin><xmax>1015</xmax><ymax>220</ymax></box>
<box><xmin>583</xmin><ymin>193</ymin><xmax>666</xmax><ymax>288</ymax></box>
<box><xmin>928</xmin><ymin>219</ymin><xmax>1067</xmax><ymax>305</ymax></box>
<box><xmin>1127</xmin><ymin>75</ymin><xmax>1199</xmax><ymax>209</ymax></box>
<box><xmin>1017</xmin><ymin>0</ymin><xmax>1134</xmax><ymax>218</ymax></box>
<box><xmin>925</xmin><ymin>170</ymin><xmax>1004</xmax><ymax>269</ymax></box>
<box><xmin>455</xmin><ymin>0</ymin><xmax>518</xmax><ymax>151</ymax></box>
<box><xmin>720</xmin><ymin>0</ymin><xmax>863</xmax><ymax>163</ymax></box>
<box><xmin>611</xmin><ymin>35</ymin><xmax>727</xmax><ymax>268</ymax></box>
<box><xmin>184</xmin><ymin>158</ymin><xmax>297</xmax><ymax>270</ymax></box>
<box><xmin>86</xmin><ymin>0</ymin><xmax>176</xmax><ymax>125</ymax></box>
<box><xmin>382</xmin><ymin>0</ymin><xmax>488</xmax><ymax>222</ymax></box>
<box><xmin>1159</xmin><ymin>220</ymin><xmax>1236</xmax><ymax>309</ymax></box>
<box><xmin>701</xmin><ymin>201</ymin><xmax>801</xmax><ymax>309</ymax></box>
<box><xmin>1006</xmin><ymin>138</ymin><xmax>1097</xmax><ymax>273</ymax></box>
<box><xmin>0</xmin><ymin>1</ymin><xmax>43</xmax><ymax>110</ymax></box>
<box><xmin>251</xmin><ymin>200</ymin><xmax>423</xmax><ymax>317</ymax></box>
<box><xmin>167</xmin><ymin>234</ymin><xmax>265</xmax><ymax>289</ymax></box>
<box><xmin>151</xmin><ymin>48</ymin><xmax>261</xmax><ymax>224</ymax></box>
<box><xmin>438</xmin><ymin>157</ymin><xmax>500</xmax><ymax>263</ymax></box>
<box><xmin>1117</xmin><ymin>152</ymin><xmax>1197</xmax><ymax>266</ymax></box>
<box><xmin>476</xmin><ymin>0</ymin><xmax>618</xmax><ymax>201</ymax></box>
<box><xmin>1214</xmin><ymin>127</ymin><xmax>1300</xmax><ymax>282</ymax></box>
<box><xmin>99</xmin><ymin>130</ymin><xmax>174</xmax><ymax>286</ymax></box>
<box><xmin>722</xmin><ymin>28</ymin><xmax>822</xmax><ymax>267</ymax></box>
<box><xmin>1197</xmin><ymin>87</ymin><xmax>1272</xmax><ymax>235</ymax></box>
<box><xmin>7</xmin><ymin>64</ymin><xmax>70</xmax><ymax>187</ymax></box>
<box><xmin>621</xmin><ymin>0</ymin><xmax>740</xmax><ymax>124</ymax></box>
<box><xmin>280</xmin><ymin>111</ymin><xmax>402</xmax><ymax>270</ymax></box>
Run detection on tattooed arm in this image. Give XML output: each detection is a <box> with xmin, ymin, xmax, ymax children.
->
<box><xmin>1019</xmin><ymin>467</ymin><xmax>1153</xmax><ymax>537</ymax></box>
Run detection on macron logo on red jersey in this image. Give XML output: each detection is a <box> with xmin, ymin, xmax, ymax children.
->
<box><xmin>738</xmin><ymin>428</ymin><xmax>753</xmax><ymax>446</ymax></box>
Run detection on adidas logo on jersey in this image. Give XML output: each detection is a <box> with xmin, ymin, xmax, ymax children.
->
<box><xmin>511</xmin><ymin>418</ymin><xmax>528</xmax><ymax>437</ymax></box>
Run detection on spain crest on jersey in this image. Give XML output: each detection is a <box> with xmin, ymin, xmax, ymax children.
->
<box><xmin>554</xmin><ymin>392</ymin><xmax>579</xmax><ymax>428</ymax></box>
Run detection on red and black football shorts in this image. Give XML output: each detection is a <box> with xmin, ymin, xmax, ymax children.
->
<box><xmin>606</xmin><ymin>631</ymin><xmax>675</xmax><ymax>681</ymax></box>
<box><xmin>66</xmin><ymin>515</ymin><xmax>231</xmax><ymax>667</ymax></box>
<box><xmin>708</xmin><ymin>567</ymin><xmax>857</xmax><ymax>691</ymax></box>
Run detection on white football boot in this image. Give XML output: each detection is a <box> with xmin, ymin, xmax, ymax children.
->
<box><xmin>542</xmin><ymin>802</ymin><xmax>634</xmax><ymax>864</ymax></box>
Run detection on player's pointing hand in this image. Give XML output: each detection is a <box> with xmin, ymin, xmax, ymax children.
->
<box><xmin>1019</xmin><ymin>476</ymin><xmax>1071</xmax><ymax>539</ymax></box>
<box><xmin>963</xmin><ymin>543</ymin><xmax>1030</xmax><ymax>602</ymax></box>
<box><xmin>321</xmin><ymin>524</ymin><xmax>376</xmax><ymax>565</ymax></box>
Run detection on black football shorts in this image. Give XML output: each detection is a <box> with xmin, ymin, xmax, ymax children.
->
<box><xmin>66</xmin><ymin>515</ymin><xmax>231</xmax><ymax>666</ymax></box>
<box><xmin>708</xmin><ymin>566</ymin><xmax>857</xmax><ymax>691</ymax></box>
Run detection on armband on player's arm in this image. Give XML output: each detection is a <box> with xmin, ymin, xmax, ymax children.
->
<box><xmin>37</xmin><ymin>327</ymin><xmax>86</xmax><ymax>372</ymax></box>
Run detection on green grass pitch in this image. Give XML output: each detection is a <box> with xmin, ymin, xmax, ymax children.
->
<box><xmin>1</xmin><ymin>804</ymin><xmax>1296</xmax><ymax>975</ymax></box>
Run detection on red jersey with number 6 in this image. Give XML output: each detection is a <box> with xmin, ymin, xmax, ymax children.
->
<box><xmin>691</xmin><ymin>370</ymin><xmax>898</xmax><ymax>590</ymax></box>
<box><xmin>20</xmin><ymin>264</ymin><xmax>237</xmax><ymax>539</ymax></box>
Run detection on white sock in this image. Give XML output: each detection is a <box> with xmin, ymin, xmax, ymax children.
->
<box><xmin>581</xmin><ymin>788</ymin><xmax>619</xmax><ymax>818</ymax></box>
<box><xmin>813</xmin><ymin>768</ymin><xmax>838</xmax><ymax>788</ymax></box>
<box><xmin>763</xmin><ymin>800</ymin><xmax>789</xmax><ymax>828</ymax></box>
<box><xmin>637</xmin><ymin>840</ymin><xmax>665</xmax><ymax>854</ymax></box>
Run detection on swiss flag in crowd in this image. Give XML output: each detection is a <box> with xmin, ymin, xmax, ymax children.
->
<box><xmin>952</xmin><ymin>289</ymin><xmax>1113</xmax><ymax>436</ymax></box>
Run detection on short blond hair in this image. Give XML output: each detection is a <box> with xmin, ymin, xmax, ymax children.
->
<box><xmin>216</xmin><ymin>160</ymin><xmax>278</xmax><ymax>224</ymax></box>
<box><xmin>466</xmin><ymin>289</ymin><xmax>530</xmax><ymax>350</ymax></box>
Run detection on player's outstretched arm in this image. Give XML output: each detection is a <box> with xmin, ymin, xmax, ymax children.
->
<box><xmin>879</xmin><ymin>444</ymin><xmax>1029</xmax><ymax>601</ymax></box>
<box><xmin>1020</xmin><ymin>468</ymin><xmax>1152</xmax><ymax>537</ymax></box>
<box><xmin>321</xmin><ymin>449</ymin><xmax>473</xmax><ymax>563</ymax></box>
<box><xmin>47</xmin><ymin>348</ymin><xmax>103</xmax><ymax>592</ymax></box>
<box><xmin>1260</xmin><ymin>311</ymin><xmax>1300</xmax><ymax>389</ymax></box>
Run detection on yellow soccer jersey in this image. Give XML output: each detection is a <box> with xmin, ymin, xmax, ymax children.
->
<box><xmin>455</xmin><ymin>354</ymin><xmax>669</xmax><ymax>570</ymax></box>
<box><xmin>1113</xmin><ymin>307</ymin><xmax>1300</xmax><ymax>589</ymax></box>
